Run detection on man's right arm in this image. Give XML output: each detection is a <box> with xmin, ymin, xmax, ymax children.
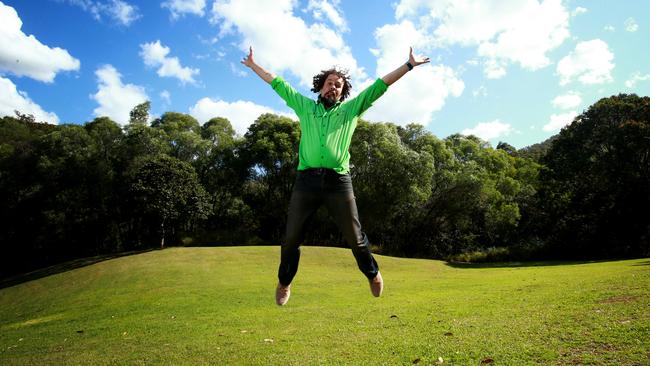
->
<box><xmin>241</xmin><ymin>47</ymin><xmax>311</xmax><ymax>114</ymax></box>
<box><xmin>241</xmin><ymin>46</ymin><xmax>275</xmax><ymax>84</ymax></box>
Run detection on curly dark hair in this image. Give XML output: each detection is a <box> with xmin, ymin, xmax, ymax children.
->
<box><xmin>311</xmin><ymin>68</ymin><xmax>352</xmax><ymax>101</ymax></box>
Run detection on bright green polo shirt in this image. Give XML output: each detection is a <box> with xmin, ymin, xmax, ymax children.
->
<box><xmin>271</xmin><ymin>76</ymin><xmax>388</xmax><ymax>174</ymax></box>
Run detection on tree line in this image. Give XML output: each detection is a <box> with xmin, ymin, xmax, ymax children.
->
<box><xmin>1</xmin><ymin>94</ymin><xmax>648</xmax><ymax>277</ymax></box>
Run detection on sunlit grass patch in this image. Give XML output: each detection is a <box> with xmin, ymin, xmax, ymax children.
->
<box><xmin>0</xmin><ymin>247</ymin><xmax>648</xmax><ymax>365</ymax></box>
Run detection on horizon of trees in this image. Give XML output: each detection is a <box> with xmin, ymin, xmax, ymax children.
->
<box><xmin>1</xmin><ymin>93</ymin><xmax>648</xmax><ymax>278</ymax></box>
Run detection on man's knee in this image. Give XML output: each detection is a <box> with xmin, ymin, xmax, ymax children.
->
<box><xmin>283</xmin><ymin>229</ymin><xmax>303</xmax><ymax>249</ymax></box>
<box><xmin>348</xmin><ymin>232</ymin><xmax>370</xmax><ymax>251</ymax></box>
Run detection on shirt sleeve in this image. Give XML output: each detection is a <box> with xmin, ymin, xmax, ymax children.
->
<box><xmin>271</xmin><ymin>76</ymin><xmax>312</xmax><ymax>113</ymax></box>
<box><xmin>345</xmin><ymin>78</ymin><xmax>389</xmax><ymax>117</ymax></box>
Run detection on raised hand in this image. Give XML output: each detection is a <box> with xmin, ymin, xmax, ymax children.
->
<box><xmin>409</xmin><ymin>46</ymin><xmax>430</xmax><ymax>67</ymax></box>
<box><xmin>381</xmin><ymin>47</ymin><xmax>430</xmax><ymax>86</ymax></box>
<box><xmin>240</xmin><ymin>46</ymin><xmax>276</xmax><ymax>84</ymax></box>
<box><xmin>241</xmin><ymin>46</ymin><xmax>255</xmax><ymax>68</ymax></box>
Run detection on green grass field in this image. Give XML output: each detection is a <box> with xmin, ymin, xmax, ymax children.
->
<box><xmin>1</xmin><ymin>247</ymin><xmax>648</xmax><ymax>365</ymax></box>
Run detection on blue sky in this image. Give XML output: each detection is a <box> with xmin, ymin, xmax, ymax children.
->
<box><xmin>1</xmin><ymin>0</ymin><xmax>649</xmax><ymax>148</ymax></box>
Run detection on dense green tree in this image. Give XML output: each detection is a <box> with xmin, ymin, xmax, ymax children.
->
<box><xmin>195</xmin><ymin>118</ymin><xmax>255</xmax><ymax>244</ymax></box>
<box><xmin>240</xmin><ymin>113</ymin><xmax>300</xmax><ymax>242</ymax></box>
<box><xmin>82</xmin><ymin>117</ymin><xmax>125</xmax><ymax>251</ymax></box>
<box><xmin>84</xmin><ymin>117</ymin><xmax>126</xmax><ymax>252</ymax></box>
<box><xmin>128</xmin><ymin>154</ymin><xmax>211</xmax><ymax>248</ymax></box>
<box><xmin>33</xmin><ymin>124</ymin><xmax>102</xmax><ymax>264</ymax></box>
<box><xmin>201</xmin><ymin>117</ymin><xmax>236</xmax><ymax>148</ymax></box>
<box><xmin>151</xmin><ymin>112</ymin><xmax>208</xmax><ymax>163</ymax></box>
<box><xmin>196</xmin><ymin>117</ymin><xmax>242</xmax><ymax>193</ymax></box>
<box><xmin>496</xmin><ymin>141</ymin><xmax>518</xmax><ymax>156</ymax></box>
<box><xmin>129</xmin><ymin>101</ymin><xmax>151</xmax><ymax>125</ymax></box>
<box><xmin>13</xmin><ymin>110</ymin><xmax>37</xmax><ymax>123</ymax></box>
<box><xmin>0</xmin><ymin>117</ymin><xmax>56</xmax><ymax>276</ymax></box>
<box><xmin>409</xmin><ymin>133</ymin><xmax>537</xmax><ymax>256</ymax></box>
<box><xmin>541</xmin><ymin>94</ymin><xmax>650</xmax><ymax>257</ymax></box>
<box><xmin>3</xmin><ymin>92</ymin><xmax>649</xmax><ymax>276</ymax></box>
<box><xmin>517</xmin><ymin>135</ymin><xmax>557</xmax><ymax>162</ymax></box>
<box><xmin>350</xmin><ymin>121</ymin><xmax>434</xmax><ymax>254</ymax></box>
<box><xmin>85</xmin><ymin>117</ymin><xmax>122</xmax><ymax>159</ymax></box>
<box><xmin>122</xmin><ymin>123</ymin><xmax>171</xmax><ymax>158</ymax></box>
<box><xmin>509</xmin><ymin>156</ymin><xmax>544</xmax><ymax>250</ymax></box>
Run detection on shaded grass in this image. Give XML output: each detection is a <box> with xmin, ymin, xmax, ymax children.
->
<box><xmin>0</xmin><ymin>247</ymin><xmax>648</xmax><ymax>365</ymax></box>
<box><xmin>0</xmin><ymin>249</ymin><xmax>155</xmax><ymax>289</ymax></box>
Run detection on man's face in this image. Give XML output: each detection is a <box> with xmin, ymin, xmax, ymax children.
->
<box><xmin>320</xmin><ymin>74</ymin><xmax>344</xmax><ymax>102</ymax></box>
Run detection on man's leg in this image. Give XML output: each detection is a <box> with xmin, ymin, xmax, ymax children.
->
<box><xmin>278</xmin><ymin>189</ymin><xmax>321</xmax><ymax>287</ymax></box>
<box><xmin>325</xmin><ymin>191</ymin><xmax>380</xmax><ymax>282</ymax></box>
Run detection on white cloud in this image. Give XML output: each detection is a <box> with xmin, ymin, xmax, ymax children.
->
<box><xmin>230</xmin><ymin>62</ymin><xmax>247</xmax><ymax>77</ymax></box>
<box><xmin>394</xmin><ymin>0</ymin><xmax>426</xmax><ymax>19</ymax></box>
<box><xmin>189</xmin><ymin>98</ymin><xmax>295</xmax><ymax>135</ymax></box>
<box><xmin>552</xmin><ymin>92</ymin><xmax>581</xmax><ymax>109</ymax></box>
<box><xmin>0</xmin><ymin>2</ymin><xmax>80</xmax><ymax>82</ymax></box>
<box><xmin>483</xmin><ymin>59</ymin><xmax>506</xmax><ymax>79</ymax></box>
<box><xmin>461</xmin><ymin>120</ymin><xmax>513</xmax><ymax>141</ymax></box>
<box><xmin>394</xmin><ymin>0</ymin><xmax>570</xmax><ymax>78</ymax></box>
<box><xmin>557</xmin><ymin>39</ymin><xmax>614</xmax><ymax>86</ymax></box>
<box><xmin>603</xmin><ymin>25</ymin><xmax>615</xmax><ymax>32</ymax></box>
<box><xmin>625</xmin><ymin>72</ymin><xmax>650</xmax><ymax>88</ymax></box>
<box><xmin>472</xmin><ymin>85</ymin><xmax>487</xmax><ymax>98</ymax></box>
<box><xmin>162</xmin><ymin>0</ymin><xmax>206</xmax><ymax>19</ymax></box>
<box><xmin>370</xmin><ymin>20</ymin><xmax>428</xmax><ymax>74</ymax></box>
<box><xmin>624</xmin><ymin>17</ymin><xmax>638</xmax><ymax>32</ymax></box>
<box><xmin>571</xmin><ymin>7</ymin><xmax>587</xmax><ymax>16</ymax></box>
<box><xmin>0</xmin><ymin>76</ymin><xmax>59</xmax><ymax>123</ymax></box>
<box><xmin>65</xmin><ymin>0</ymin><xmax>140</xmax><ymax>26</ymax></box>
<box><xmin>364</xmin><ymin>64</ymin><xmax>464</xmax><ymax>125</ymax></box>
<box><xmin>91</xmin><ymin>65</ymin><xmax>149</xmax><ymax>125</ymax></box>
<box><xmin>109</xmin><ymin>0</ymin><xmax>139</xmax><ymax>25</ymax></box>
<box><xmin>210</xmin><ymin>0</ymin><xmax>366</xmax><ymax>89</ymax></box>
<box><xmin>543</xmin><ymin>111</ymin><xmax>577</xmax><ymax>132</ymax></box>
<box><xmin>363</xmin><ymin>20</ymin><xmax>464</xmax><ymax>125</ymax></box>
<box><xmin>160</xmin><ymin>90</ymin><xmax>171</xmax><ymax>105</ymax></box>
<box><xmin>307</xmin><ymin>0</ymin><xmax>348</xmax><ymax>32</ymax></box>
<box><xmin>475</xmin><ymin>1</ymin><xmax>570</xmax><ymax>74</ymax></box>
<box><xmin>140</xmin><ymin>40</ymin><xmax>199</xmax><ymax>84</ymax></box>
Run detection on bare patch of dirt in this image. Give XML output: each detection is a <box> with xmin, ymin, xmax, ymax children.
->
<box><xmin>557</xmin><ymin>342</ymin><xmax>620</xmax><ymax>366</ymax></box>
<box><xmin>599</xmin><ymin>295</ymin><xmax>640</xmax><ymax>304</ymax></box>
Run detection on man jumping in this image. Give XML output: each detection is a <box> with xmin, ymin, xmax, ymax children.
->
<box><xmin>241</xmin><ymin>46</ymin><xmax>430</xmax><ymax>305</ymax></box>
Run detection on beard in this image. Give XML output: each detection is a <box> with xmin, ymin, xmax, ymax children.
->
<box><xmin>318</xmin><ymin>95</ymin><xmax>337</xmax><ymax>109</ymax></box>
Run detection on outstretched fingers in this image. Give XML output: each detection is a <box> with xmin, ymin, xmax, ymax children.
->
<box><xmin>241</xmin><ymin>46</ymin><xmax>254</xmax><ymax>66</ymax></box>
<box><xmin>417</xmin><ymin>55</ymin><xmax>431</xmax><ymax>65</ymax></box>
<box><xmin>409</xmin><ymin>46</ymin><xmax>430</xmax><ymax>66</ymax></box>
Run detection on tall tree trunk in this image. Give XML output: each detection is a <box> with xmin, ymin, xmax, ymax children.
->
<box><xmin>160</xmin><ymin>218</ymin><xmax>165</xmax><ymax>249</ymax></box>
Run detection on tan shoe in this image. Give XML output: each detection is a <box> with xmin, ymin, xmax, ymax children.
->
<box><xmin>369</xmin><ymin>272</ymin><xmax>383</xmax><ymax>297</ymax></box>
<box><xmin>276</xmin><ymin>283</ymin><xmax>291</xmax><ymax>306</ymax></box>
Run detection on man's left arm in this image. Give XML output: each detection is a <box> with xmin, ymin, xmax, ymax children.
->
<box><xmin>346</xmin><ymin>47</ymin><xmax>430</xmax><ymax>117</ymax></box>
<box><xmin>381</xmin><ymin>47</ymin><xmax>430</xmax><ymax>86</ymax></box>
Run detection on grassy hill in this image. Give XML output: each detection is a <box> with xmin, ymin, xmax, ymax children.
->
<box><xmin>0</xmin><ymin>247</ymin><xmax>648</xmax><ymax>365</ymax></box>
